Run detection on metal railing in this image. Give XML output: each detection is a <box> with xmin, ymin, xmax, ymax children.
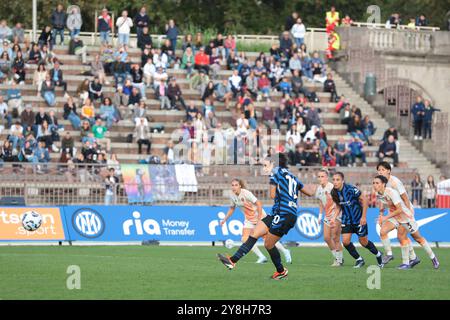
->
<box><xmin>0</xmin><ymin>162</ymin><xmax>423</xmax><ymax>206</ymax></box>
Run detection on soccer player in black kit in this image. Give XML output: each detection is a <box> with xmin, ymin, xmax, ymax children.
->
<box><xmin>330</xmin><ymin>172</ymin><xmax>384</xmax><ymax>268</ymax></box>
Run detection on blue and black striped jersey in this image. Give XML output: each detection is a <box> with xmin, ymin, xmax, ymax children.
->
<box><xmin>269</xmin><ymin>167</ymin><xmax>304</xmax><ymax>216</ymax></box>
<box><xmin>333</xmin><ymin>183</ymin><xmax>363</xmax><ymax>225</ymax></box>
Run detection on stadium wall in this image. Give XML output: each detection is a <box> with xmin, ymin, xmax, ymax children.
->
<box><xmin>0</xmin><ymin>206</ymin><xmax>449</xmax><ymax>244</ymax></box>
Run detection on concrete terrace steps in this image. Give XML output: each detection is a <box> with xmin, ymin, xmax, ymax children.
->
<box><xmin>330</xmin><ymin>70</ymin><xmax>442</xmax><ymax>178</ymax></box>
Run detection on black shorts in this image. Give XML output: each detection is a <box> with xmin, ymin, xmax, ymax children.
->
<box><xmin>341</xmin><ymin>223</ymin><xmax>368</xmax><ymax>237</ymax></box>
<box><xmin>262</xmin><ymin>213</ymin><xmax>297</xmax><ymax>238</ymax></box>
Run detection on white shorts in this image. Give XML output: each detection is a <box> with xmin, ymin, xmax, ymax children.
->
<box><xmin>386</xmin><ymin>218</ymin><xmax>419</xmax><ymax>234</ymax></box>
<box><xmin>323</xmin><ymin>213</ymin><xmax>342</xmax><ymax>227</ymax></box>
<box><xmin>243</xmin><ymin>220</ymin><xmax>257</xmax><ymax>229</ymax></box>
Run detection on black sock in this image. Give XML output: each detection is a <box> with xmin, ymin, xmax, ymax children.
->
<box><xmin>344</xmin><ymin>242</ymin><xmax>361</xmax><ymax>260</ymax></box>
<box><xmin>230</xmin><ymin>236</ymin><xmax>257</xmax><ymax>263</ymax></box>
<box><xmin>364</xmin><ymin>241</ymin><xmax>381</xmax><ymax>256</ymax></box>
<box><xmin>267</xmin><ymin>246</ymin><xmax>284</xmax><ymax>273</ymax></box>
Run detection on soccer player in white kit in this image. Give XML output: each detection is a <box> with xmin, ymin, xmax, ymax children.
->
<box><xmin>220</xmin><ymin>179</ymin><xmax>292</xmax><ymax>264</ymax></box>
<box><xmin>315</xmin><ymin>169</ymin><xmax>343</xmax><ymax>266</ymax></box>
<box><xmin>373</xmin><ymin>175</ymin><xmax>440</xmax><ymax>269</ymax></box>
<box><xmin>376</xmin><ymin>162</ymin><xmax>420</xmax><ymax>267</ymax></box>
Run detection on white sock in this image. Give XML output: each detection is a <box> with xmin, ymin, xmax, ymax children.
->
<box><xmin>382</xmin><ymin>238</ymin><xmax>393</xmax><ymax>256</ymax></box>
<box><xmin>401</xmin><ymin>245</ymin><xmax>410</xmax><ymax>265</ymax></box>
<box><xmin>336</xmin><ymin>250</ymin><xmax>343</xmax><ymax>263</ymax></box>
<box><xmin>420</xmin><ymin>240</ymin><xmax>435</xmax><ymax>259</ymax></box>
<box><xmin>275</xmin><ymin>242</ymin><xmax>288</xmax><ymax>256</ymax></box>
<box><xmin>251</xmin><ymin>245</ymin><xmax>266</xmax><ymax>259</ymax></box>
<box><xmin>409</xmin><ymin>244</ymin><xmax>417</xmax><ymax>260</ymax></box>
<box><xmin>331</xmin><ymin>249</ymin><xmax>336</xmax><ymax>258</ymax></box>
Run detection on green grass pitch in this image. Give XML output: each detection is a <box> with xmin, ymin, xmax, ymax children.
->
<box><xmin>0</xmin><ymin>245</ymin><xmax>449</xmax><ymax>300</ymax></box>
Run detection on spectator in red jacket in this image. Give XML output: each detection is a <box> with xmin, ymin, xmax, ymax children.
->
<box><xmin>194</xmin><ymin>47</ymin><xmax>210</xmax><ymax>74</ymax></box>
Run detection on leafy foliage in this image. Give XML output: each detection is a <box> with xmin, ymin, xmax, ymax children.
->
<box><xmin>1</xmin><ymin>0</ymin><xmax>448</xmax><ymax>36</ymax></box>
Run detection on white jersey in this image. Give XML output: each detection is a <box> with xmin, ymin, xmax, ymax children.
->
<box><xmin>315</xmin><ymin>182</ymin><xmax>338</xmax><ymax>220</ymax></box>
<box><xmin>230</xmin><ymin>188</ymin><xmax>266</xmax><ymax>224</ymax></box>
<box><xmin>387</xmin><ymin>175</ymin><xmax>414</xmax><ymax>216</ymax></box>
<box><xmin>377</xmin><ymin>187</ymin><xmax>414</xmax><ymax>223</ymax></box>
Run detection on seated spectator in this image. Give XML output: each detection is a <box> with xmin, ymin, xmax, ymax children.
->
<box><xmin>68</xmin><ymin>35</ymin><xmax>87</xmax><ymax>64</ymax></box>
<box><xmin>37</xmin><ymin>120</ymin><xmax>58</xmax><ymax>152</ymax></box>
<box><xmin>50</xmin><ymin>61</ymin><xmax>68</xmax><ymax>97</ymax></box>
<box><xmin>214</xmin><ymin>79</ymin><xmax>233</xmax><ymax>109</ymax></box>
<box><xmin>12</xmin><ymin>50</ymin><xmax>25</xmax><ymax>84</ymax></box>
<box><xmin>257</xmin><ymin>73</ymin><xmax>271</xmax><ymax>102</ymax></box>
<box><xmin>202</xmin><ymin>81</ymin><xmax>216</xmax><ymax>102</ymax></box>
<box><xmin>269</xmin><ymin>59</ymin><xmax>285</xmax><ymax>87</ymax></box>
<box><xmin>323</xmin><ymin>73</ymin><xmax>339</xmax><ymax>102</ymax></box>
<box><xmin>0</xmin><ymin>51</ymin><xmax>11</xmax><ymax>82</ymax></box>
<box><xmin>88</xmin><ymin>76</ymin><xmax>104</xmax><ymax>103</ymax></box>
<box><xmin>322</xmin><ymin>145</ymin><xmax>336</xmax><ymax>167</ymax></box>
<box><xmin>101</xmin><ymin>44</ymin><xmax>115</xmax><ymax>74</ymax></box>
<box><xmin>81</xmin><ymin>98</ymin><xmax>96</xmax><ymax>125</ymax></box>
<box><xmin>348</xmin><ymin>114</ymin><xmax>369</xmax><ymax>144</ymax></box>
<box><xmin>378</xmin><ymin>134</ymin><xmax>399</xmax><ymax>167</ymax></box>
<box><xmin>224</xmin><ymin>34</ymin><xmax>236</xmax><ymax>58</ymax></box>
<box><xmin>348</xmin><ymin>137</ymin><xmax>367</xmax><ymax>167</ymax></box>
<box><xmin>261</xmin><ymin>103</ymin><xmax>275</xmax><ymax>130</ymax></box>
<box><xmin>205</xmin><ymin>110</ymin><xmax>218</xmax><ymax>130</ymax></box>
<box><xmin>130</xmin><ymin>63</ymin><xmax>146</xmax><ymax>99</ymax></box>
<box><xmin>112</xmin><ymin>85</ymin><xmax>129</xmax><ymax>120</ymax></box>
<box><xmin>238</xmin><ymin>58</ymin><xmax>251</xmax><ymax>82</ymax></box>
<box><xmin>307</xmin><ymin>145</ymin><xmax>321</xmax><ymax>166</ymax></box>
<box><xmin>112</xmin><ymin>55</ymin><xmax>128</xmax><ymax>86</ymax></box>
<box><xmin>134</xmin><ymin>117</ymin><xmax>152</xmax><ymax>154</ymax></box>
<box><xmin>38</xmin><ymin>26</ymin><xmax>53</xmax><ymax>49</ymax></box>
<box><xmin>181</xmin><ymin>46</ymin><xmax>195</xmax><ymax>78</ymax></box>
<box><xmin>99</xmin><ymin>97</ymin><xmax>117</xmax><ymax>129</ymax></box>
<box><xmin>90</xmin><ymin>54</ymin><xmax>107</xmax><ymax>85</ymax></box>
<box><xmin>305</xmin><ymin>105</ymin><xmax>321</xmax><ymax>128</ymax></box>
<box><xmin>275</xmin><ymin>103</ymin><xmax>291</xmax><ymax>130</ymax></box>
<box><xmin>40</xmin><ymin>73</ymin><xmax>56</xmax><ymax>107</ymax></box>
<box><xmin>185</xmin><ymin>101</ymin><xmax>198</xmax><ymax>122</ymax></box>
<box><xmin>202</xmin><ymin>97</ymin><xmax>215</xmax><ymax>117</ymax></box>
<box><xmin>167</xmin><ymin>77</ymin><xmax>186</xmax><ymax>110</ymax></box>
<box><xmin>128</xmin><ymin>87</ymin><xmax>142</xmax><ymax>109</ymax></box>
<box><xmin>279</xmin><ymin>31</ymin><xmax>293</xmax><ymax>59</ymax></box>
<box><xmin>75</xmin><ymin>78</ymin><xmax>90</xmax><ymax>104</ymax></box>
<box><xmin>152</xmin><ymin>66</ymin><xmax>168</xmax><ymax>89</ymax></box>
<box><xmin>383</xmin><ymin>126</ymin><xmax>398</xmax><ymax>142</ymax></box>
<box><xmin>292</xmin><ymin>144</ymin><xmax>308</xmax><ymax>167</ymax></box>
<box><xmin>236</xmin><ymin>112</ymin><xmax>249</xmax><ymax>136</ymax></box>
<box><xmin>137</xmin><ymin>27</ymin><xmax>152</xmax><ymax>51</ymax></box>
<box><xmin>228</xmin><ymin>69</ymin><xmax>242</xmax><ymax>98</ymax></box>
<box><xmin>289</xmin><ymin>52</ymin><xmax>302</xmax><ymax>75</ymax></box>
<box><xmin>63</xmin><ymin>96</ymin><xmax>81</xmax><ymax>130</ymax></box>
<box><xmin>182</xmin><ymin>34</ymin><xmax>193</xmax><ymax>52</ymax></box>
<box><xmin>155</xmin><ymin>80</ymin><xmax>171</xmax><ymax>110</ymax></box>
<box><xmin>152</xmin><ymin>48</ymin><xmax>168</xmax><ymax>69</ymax></box>
<box><xmin>27</xmin><ymin>43</ymin><xmax>42</xmax><ymax>65</ymax></box>
<box><xmin>294</xmin><ymin>116</ymin><xmax>307</xmax><ymax>137</ymax></box>
<box><xmin>334</xmin><ymin>137</ymin><xmax>351</xmax><ymax>167</ymax></box>
<box><xmin>276</xmin><ymin>77</ymin><xmax>292</xmax><ymax>96</ymax></box>
<box><xmin>33</xmin><ymin>140</ymin><xmax>50</xmax><ymax>170</ymax></box>
<box><xmin>133</xmin><ymin>100</ymin><xmax>147</xmax><ymax>122</ymax></box>
<box><xmin>340</xmin><ymin>103</ymin><xmax>352</xmax><ymax>125</ymax></box>
<box><xmin>8</xmin><ymin>121</ymin><xmax>23</xmax><ymax>150</ymax></box>
<box><xmin>0</xmin><ymin>95</ymin><xmax>12</xmax><ymax>129</ymax></box>
<box><xmin>92</xmin><ymin>118</ymin><xmax>111</xmax><ymax>153</ymax></box>
<box><xmin>286</xmin><ymin>124</ymin><xmax>302</xmax><ymax>145</ymax></box>
<box><xmin>362</xmin><ymin>115</ymin><xmax>376</xmax><ymax>145</ymax></box>
<box><xmin>194</xmin><ymin>47</ymin><xmax>210</xmax><ymax>74</ymax></box>
<box><xmin>21</xmin><ymin>103</ymin><xmax>35</xmax><ymax>129</ymax></box>
<box><xmin>143</xmin><ymin>58</ymin><xmax>156</xmax><ymax>86</ymax></box>
<box><xmin>190</xmin><ymin>69</ymin><xmax>209</xmax><ymax>97</ymax></box>
<box><xmin>226</xmin><ymin>50</ymin><xmax>239</xmax><ymax>71</ymax></box>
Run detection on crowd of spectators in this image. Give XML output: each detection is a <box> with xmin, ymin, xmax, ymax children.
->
<box><xmin>0</xmin><ymin>4</ymin><xmax>444</xmax><ymax>177</ymax></box>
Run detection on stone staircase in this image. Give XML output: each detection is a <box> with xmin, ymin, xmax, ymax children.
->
<box><xmin>330</xmin><ymin>70</ymin><xmax>442</xmax><ymax>180</ymax></box>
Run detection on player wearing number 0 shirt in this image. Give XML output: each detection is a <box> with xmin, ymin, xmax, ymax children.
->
<box><xmin>376</xmin><ymin>161</ymin><xmax>419</xmax><ymax>267</ymax></box>
<box><xmin>315</xmin><ymin>169</ymin><xmax>343</xmax><ymax>266</ymax></box>
<box><xmin>217</xmin><ymin>153</ymin><xmax>314</xmax><ymax>280</ymax></box>
<box><xmin>330</xmin><ymin>172</ymin><xmax>384</xmax><ymax>268</ymax></box>
<box><xmin>220</xmin><ymin>179</ymin><xmax>292</xmax><ymax>264</ymax></box>
<box><xmin>373</xmin><ymin>175</ymin><xmax>440</xmax><ymax>269</ymax></box>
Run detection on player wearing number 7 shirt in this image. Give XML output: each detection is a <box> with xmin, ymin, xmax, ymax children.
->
<box><xmin>373</xmin><ymin>175</ymin><xmax>440</xmax><ymax>269</ymax></box>
<box><xmin>217</xmin><ymin>153</ymin><xmax>315</xmax><ymax>280</ymax></box>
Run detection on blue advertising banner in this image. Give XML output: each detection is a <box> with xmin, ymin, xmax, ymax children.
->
<box><xmin>60</xmin><ymin>206</ymin><xmax>450</xmax><ymax>243</ymax></box>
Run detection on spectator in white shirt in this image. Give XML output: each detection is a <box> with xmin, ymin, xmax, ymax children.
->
<box><xmin>228</xmin><ymin>69</ymin><xmax>242</xmax><ymax>98</ymax></box>
<box><xmin>153</xmin><ymin>67</ymin><xmax>168</xmax><ymax>89</ymax></box>
<box><xmin>291</xmin><ymin>18</ymin><xmax>306</xmax><ymax>47</ymax></box>
<box><xmin>116</xmin><ymin>11</ymin><xmax>133</xmax><ymax>47</ymax></box>
<box><xmin>286</xmin><ymin>124</ymin><xmax>302</xmax><ymax>145</ymax></box>
<box><xmin>143</xmin><ymin>59</ymin><xmax>156</xmax><ymax>86</ymax></box>
<box><xmin>236</xmin><ymin>112</ymin><xmax>249</xmax><ymax>136</ymax></box>
<box><xmin>152</xmin><ymin>48</ymin><xmax>169</xmax><ymax>69</ymax></box>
